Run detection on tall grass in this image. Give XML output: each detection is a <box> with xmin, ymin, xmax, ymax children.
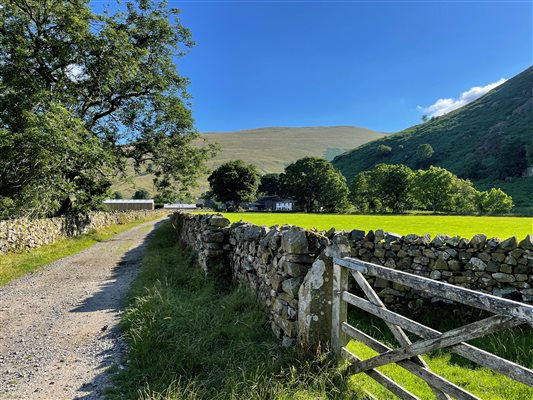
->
<box><xmin>110</xmin><ymin>221</ymin><xmax>363</xmax><ymax>399</ymax></box>
<box><xmin>112</xmin><ymin>221</ymin><xmax>533</xmax><ymax>399</ymax></box>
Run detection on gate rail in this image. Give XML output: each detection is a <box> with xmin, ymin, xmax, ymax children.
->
<box><xmin>332</xmin><ymin>257</ymin><xmax>533</xmax><ymax>400</ymax></box>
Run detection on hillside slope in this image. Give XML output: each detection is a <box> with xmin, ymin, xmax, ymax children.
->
<box><xmin>112</xmin><ymin>126</ymin><xmax>386</xmax><ymax>198</ymax></box>
<box><xmin>332</xmin><ymin>66</ymin><xmax>533</xmax><ymax>209</ymax></box>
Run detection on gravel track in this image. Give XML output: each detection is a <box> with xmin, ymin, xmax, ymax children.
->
<box><xmin>0</xmin><ymin>217</ymin><xmax>167</xmax><ymax>399</ymax></box>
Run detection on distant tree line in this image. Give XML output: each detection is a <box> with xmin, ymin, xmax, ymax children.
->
<box><xmin>351</xmin><ymin>164</ymin><xmax>513</xmax><ymax>214</ymax></box>
<box><xmin>207</xmin><ymin>157</ymin><xmax>349</xmax><ymax>213</ymax></box>
<box><xmin>375</xmin><ymin>137</ymin><xmax>533</xmax><ymax>182</ymax></box>
<box><xmin>207</xmin><ymin>158</ymin><xmax>513</xmax><ymax>215</ymax></box>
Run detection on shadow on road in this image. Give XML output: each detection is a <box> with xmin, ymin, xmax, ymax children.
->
<box><xmin>71</xmin><ymin>218</ymin><xmax>167</xmax><ymax>399</ymax></box>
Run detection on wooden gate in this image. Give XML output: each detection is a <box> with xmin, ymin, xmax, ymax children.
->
<box><xmin>332</xmin><ymin>256</ymin><xmax>533</xmax><ymax>400</ymax></box>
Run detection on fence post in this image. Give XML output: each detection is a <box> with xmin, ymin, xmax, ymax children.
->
<box><xmin>332</xmin><ymin>261</ymin><xmax>348</xmax><ymax>355</ymax></box>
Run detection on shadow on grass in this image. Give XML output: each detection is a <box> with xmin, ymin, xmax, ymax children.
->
<box><xmin>100</xmin><ymin>221</ymin><xmax>364</xmax><ymax>400</ymax></box>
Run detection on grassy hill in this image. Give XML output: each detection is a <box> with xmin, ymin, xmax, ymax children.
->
<box><xmin>332</xmin><ymin>66</ymin><xmax>533</xmax><ymax>210</ymax></box>
<box><xmin>111</xmin><ymin>126</ymin><xmax>386</xmax><ymax>198</ymax></box>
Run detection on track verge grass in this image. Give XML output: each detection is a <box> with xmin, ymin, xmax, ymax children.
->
<box><xmin>109</xmin><ymin>221</ymin><xmax>362</xmax><ymax>400</ymax></box>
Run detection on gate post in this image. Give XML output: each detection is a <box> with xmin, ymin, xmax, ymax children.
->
<box><xmin>298</xmin><ymin>236</ymin><xmax>350</xmax><ymax>353</ymax></box>
<box><xmin>332</xmin><ymin>261</ymin><xmax>348</xmax><ymax>355</ymax></box>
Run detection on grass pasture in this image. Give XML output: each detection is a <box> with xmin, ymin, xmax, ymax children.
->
<box><xmin>217</xmin><ymin>212</ymin><xmax>533</xmax><ymax>241</ymax></box>
<box><xmin>114</xmin><ymin>221</ymin><xmax>533</xmax><ymax>400</ymax></box>
<box><xmin>346</xmin><ymin>307</ymin><xmax>533</xmax><ymax>400</ymax></box>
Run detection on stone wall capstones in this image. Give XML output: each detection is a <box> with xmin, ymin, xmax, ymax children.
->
<box><xmin>171</xmin><ymin>212</ymin><xmax>533</xmax><ymax>350</ymax></box>
<box><xmin>350</xmin><ymin>229</ymin><xmax>533</xmax><ymax>305</ymax></box>
<box><xmin>0</xmin><ymin>210</ymin><xmax>168</xmax><ymax>255</ymax></box>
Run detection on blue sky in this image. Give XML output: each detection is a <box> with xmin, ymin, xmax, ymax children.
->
<box><xmin>93</xmin><ymin>1</ymin><xmax>532</xmax><ymax>133</ymax></box>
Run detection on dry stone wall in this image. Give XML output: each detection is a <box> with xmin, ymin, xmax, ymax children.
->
<box><xmin>0</xmin><ymin>210</ymin><xmax>168</xmax><ymax>255</ymax></box>
<box><xmin>172</xmin><ymin>212</ymin><xmax>333</xmax><ymax>347</ymax></box>
<box><xmin>171</xmin><ymin>212</ymin><xmax>533</xmax><ymax>350</ymax></box>
<box><xmin>346</xmin><ymin>229</ymin><xmax>533</xmax><ymax>305</ymax></box>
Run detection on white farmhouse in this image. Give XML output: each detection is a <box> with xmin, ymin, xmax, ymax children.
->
<box><xmin>275</xmin><ymin>200</ymin><xmax>296</xmax><ymax>211</ymax></box>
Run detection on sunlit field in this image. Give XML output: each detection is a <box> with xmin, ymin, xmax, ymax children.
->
<box><xmin>213</xmin><ymin>213</ymin><xmax>532</xmax><ymax>240</ymax></box>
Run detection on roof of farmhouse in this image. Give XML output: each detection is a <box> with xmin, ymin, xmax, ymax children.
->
<box><xmin>103</xmin><ymin>199</ymin><xmax>154</xmax><ymax>204</ymax></box>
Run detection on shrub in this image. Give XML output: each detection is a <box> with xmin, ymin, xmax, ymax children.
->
<box><xmin>477</xmin><ymin>188</ymin><xmax>513</xmax><ymax>214</ymax></box>
<box><xmin>416</xmin><ymin>143</ymin><xmax>434</xmax><ymax>167</ymax></box>
<box><xmin>133</xmin><ymin>189</ymin><xmax>150</xmax><ymax>199</ymax></box>
<box><xmin>377</xmin><ymin>144</ymin><xmax>392</xmax><ymax>156</ymax></box>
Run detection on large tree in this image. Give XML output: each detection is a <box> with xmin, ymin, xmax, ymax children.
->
<box><xmin>476</xmin><ymin>188</ymin><xmax>513</xmax><ymax>214</ymax></box>
<box><xmin>208</xmin><ymin>160</ymin><xmax>260</xmax><ymax>207</ymax></box>
<box><xmin>0</xmin><ymin>0</ymin><xmax>215</xmax><ymax>218</ymax></box>
<box><xmin>349</xmin><ymin>171</ymin><xmax>379</xmax><ymax>213</ymax></box>
<box><xmin>258</xmin><ymin>173</ymin><xmax>282</xmax><ymax>196</ymax></box>
<box><xmin>411</xmin><ymin>166</ymin><xmax>483</xmax><ymax>213</ymax></box>
<box><xmin>281</xmin><ymin>157</ymin><xmax>349</xmax><ymax>213</ymax></box>
<box><xmin>351</xmin><ymin>164</ymin><xmax>415</xmax><ymax>213</ymax></box>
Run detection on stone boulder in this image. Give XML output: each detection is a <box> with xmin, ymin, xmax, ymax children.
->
<box><xmin>210</xmin><ymin>215</ymin><xmax>230</xmax><ymax>227</ymax></box>
<box><xmin>281</xmin><ymin>227</ymin><xmax>309</xmax><ymax>254</ymax></box>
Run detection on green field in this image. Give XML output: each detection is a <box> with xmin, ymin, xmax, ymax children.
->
<box><xmin>216</xmin><ymin>213</ymin><xmax>532</xmax><ymax>240</ymax></box>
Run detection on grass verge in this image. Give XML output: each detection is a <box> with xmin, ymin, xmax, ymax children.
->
<box><xmin>109</xmin><ymin>221</ymin><xmax>363</xmax><ymax>400</ymax></box>
<box><xmin>215</xmin><ymin>212</ymin><xmax>533</xmax><ymax>240</ymax></box>
<box><xmin>0</xmin><ymin>214</ymin><xmax>166</xmax><ymax>287</ymax></box>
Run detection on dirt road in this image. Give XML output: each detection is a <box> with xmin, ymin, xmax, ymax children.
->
<box><xmin>0</xmin><ymin>217</ymin><xmax>167</xmax><ymax>399</ymax></box>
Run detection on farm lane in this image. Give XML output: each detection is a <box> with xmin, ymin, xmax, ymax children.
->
<box><xmin>0</xmin><ymin>217</ymin><xmax>167</xmax><ymax>399</ymax></box>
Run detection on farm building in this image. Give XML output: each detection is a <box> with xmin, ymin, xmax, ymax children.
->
<box><xmin>163</xmin><ymin>203</ymin><xmax>198</xmax><ymax>210</ymax></box>
<box><xmin>248</xmin><ymin>196</ymin><xmax>298</xmax><ymax>212</ymax></box>
<box><xmin>274</xmin><ymin>199</ymin><xmax>297</xmax><ymax>211</ymax></box>
<box><xmin>103</xmin><ymin>199</ymin><xmax>154</xmax><ymax>211</ymax></box>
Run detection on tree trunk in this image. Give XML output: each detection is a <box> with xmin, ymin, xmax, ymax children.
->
<box><xmin>58</xmin><ymin>197</ymin><xmax>72</xmax><ymax>216</ymax></box>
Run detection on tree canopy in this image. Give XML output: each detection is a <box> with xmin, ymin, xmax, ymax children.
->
<box><xmin>377</xmin><ymin>144</ymin><xmax>392</xmax><ymax>156</ymax></box>
<box><xmin>133</xmin><ymin>189</ymin><xmax>150</xmax><ymax>200</ymax></box>
<box><xmin>477</xmin><ymin>188</ymin><xmax>513</xmax><ymax>213</ymax></box>
<box><xmin>0</xmin><ymin>0</ymin><xmax>215</xmax><ymax>218</ymax></box>
<box><xmin>281</xmin><ymin>157</ymin><xmax>349</xmax><ymax>213</ymax></box>
<box><xmin>350</xmin><ymin>164</ymin><xmax>513</xmax><ymax>214</ymax></box>
<box><xmin>351</xmin><ymin>164</ymin><xmax>414</xmax><ymax>213</ymax></box>
<box><xmin>415</xmin><ymin>143</ymin><xmax>434</xmax><ymax>167</ymax></box>
<box><xmin>258</xmin><ymin>173</ymin><xmax>282</xmax><ymax>196</ymax></box>
<box><xmin>208</xmin><ymin>160</ymin><xmax>260</xmax><ymax>206</ymax></box>
<box><xmin>412</xmin><ymin>166</ymin><xmax>458</xmax><ymax>212</ymax></box>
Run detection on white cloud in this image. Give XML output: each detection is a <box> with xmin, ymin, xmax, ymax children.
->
<box><xmin>419</xmin><ymin>78</ymin><xmax>507</xmax><ymax>117</ymax></box>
